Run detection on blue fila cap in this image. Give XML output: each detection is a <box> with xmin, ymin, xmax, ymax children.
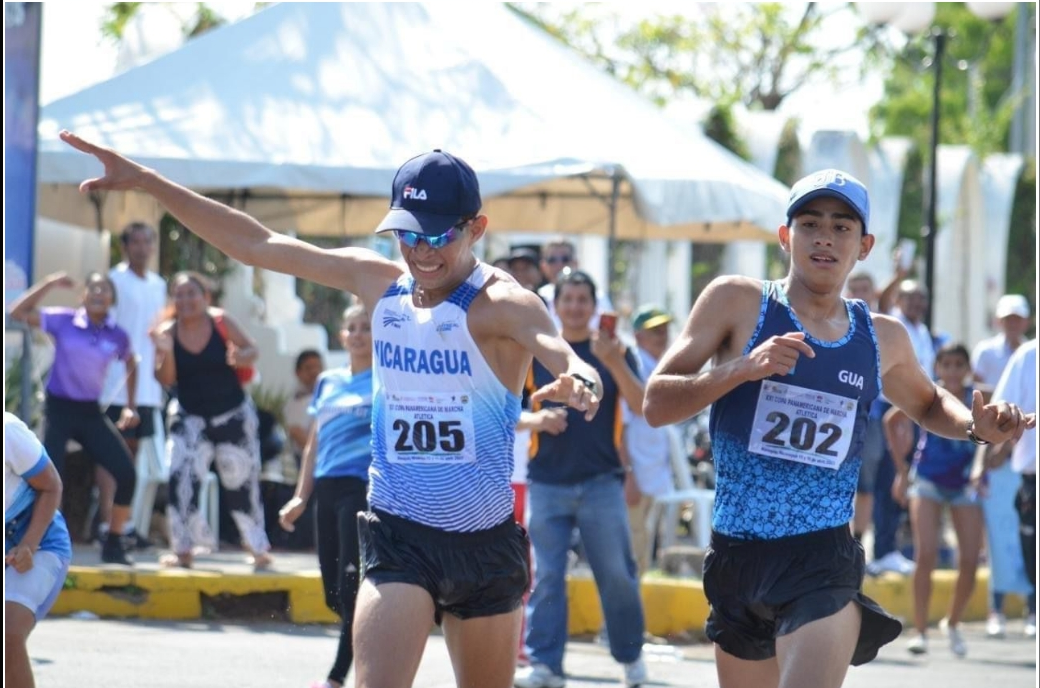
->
<box><xmin>375</xmin><ymin>150</ymin><xmax>482</xmax><ymax>236</ymax></box>
<box><xmin>786</xmin><ymin>169</ymin><xmax>870</xmax><ymax>233</ymax></box>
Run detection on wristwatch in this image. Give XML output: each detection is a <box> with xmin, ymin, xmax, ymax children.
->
<box><xmin>571</xmin><ymin>373</ymin><xmax>599</xmax><ymax>396</ymax></box>
<box><xmin>966</xmin><ymin>420</ymin><xmax>990</xmax><ymax>446</ymax></box>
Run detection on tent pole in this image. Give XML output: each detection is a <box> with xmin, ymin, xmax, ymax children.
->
<box><xmin>607</xmin><ymin>167</ymin><xmax>620</xmax><ymax>307</ymax></box>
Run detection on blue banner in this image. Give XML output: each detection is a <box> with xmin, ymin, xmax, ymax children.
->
<box><xmin>4</xmin><ymin>3</ymin><xmax>42</xmax><ymax>307</ymax></box>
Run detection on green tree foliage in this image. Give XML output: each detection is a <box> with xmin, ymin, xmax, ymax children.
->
<box><xmin>512</xmin><ymin>2</ymin><xmax>856</xmax><ymax>111</ymax></box>
<box><xmin>869</xmin><ymin>3</ymin><xmax>1026</xmax><ymax>155</ymax></box>
<box><xmin>1006</xmin><ymin>161</ymin><xmax>1037</xmax><ymax>323</ymax></box>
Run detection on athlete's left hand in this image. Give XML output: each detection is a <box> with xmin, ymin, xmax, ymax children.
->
<box><xmin>5</xmin><ymin>544</ymin><xmax>34</xmax><ymax>573</ymax></box>
<box><xmin>969</xmin><ymin>390</ymin><xmax>1036</xmax><ymax>444</ymax></box>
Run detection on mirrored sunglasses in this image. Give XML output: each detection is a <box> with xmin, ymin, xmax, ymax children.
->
<box><xmin>394</xmin><ymin>219</ymin><xmax>471</xmax><ymax>250</ymax></box>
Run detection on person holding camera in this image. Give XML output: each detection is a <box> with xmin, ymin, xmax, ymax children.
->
<box><xmin>517</xmin><ymin>270</ymin><xmax>649</xmax><ymax>688</ymax></box>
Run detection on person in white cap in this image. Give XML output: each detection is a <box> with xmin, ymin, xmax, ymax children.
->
<box><xmin>973</xmin><ymin>294</ymin><xmax>1032</xmax><ymax>388</ymax></box>
<box><xmin>971</xmin><ymin>293</ymin><xmax>1035</xmax><ymax>639</ymax></box>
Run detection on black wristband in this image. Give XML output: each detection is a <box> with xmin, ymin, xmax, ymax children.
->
<box><xmin>571</xmin><ymin>373</ymin><xmax>598</xmax><ymax>396</ymax></box>
<box><xmin>966</xmin><ymin>420</ymin><xmax>990</xmax><ymax>446</ymax></box>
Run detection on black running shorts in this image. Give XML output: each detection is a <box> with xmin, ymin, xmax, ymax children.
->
<box><xmin>703</xmin><ymin>524</ymin><xmax>902</xmax><ymax>665</ymax></box>
<box><xmin>358</xmin><ymin>508</ymin><xmax>530</xmax><ymax>623</ymax></box>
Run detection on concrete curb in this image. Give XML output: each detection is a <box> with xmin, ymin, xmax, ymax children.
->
<box><xmin>52</xmin><ymin>566</ymin><xmax>1025</xmax><ymax>634</ymax></box>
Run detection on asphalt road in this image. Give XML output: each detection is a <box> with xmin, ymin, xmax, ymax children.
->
<box><xmin>30</xmin><ymin>617</ymin><xmax>1036</xmax><ymax>687</ymax></box>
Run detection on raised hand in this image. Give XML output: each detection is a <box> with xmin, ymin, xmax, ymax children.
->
<box><xmin>970</xmin><ymin>389</ymin><xmax>1037</xmax><ymax>444</ymax></box>
<box><xmin>743</xmin><ymin>331</ymin><xmax>816</xmax><ymax>381</ymax></box>
<box><xmin>60</xmin><ymin>130</ymin><xmax>150</xmax><ymax>193</ymax></box>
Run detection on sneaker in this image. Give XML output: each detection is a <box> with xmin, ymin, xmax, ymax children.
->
<box><xmin>1025</xmin><ymin>613</ymin><xmax>1037</xmax><ymax>639</ymax></box>
<box><xmin>986</xmin><ymin>612</ymin><xmax>1007</xmax><ymax>639</ymax></box>
<box><xmin>125</xmin><ymin>529</ymin><xmax>155</xmax><ymax>551</ymax></box>
<box><xmin>871</xmin><ymin>551</ymin><xmax>915</xmax><ymax>575</ymax></box>
<box><xmin>907</xmin><ymin>633</ymin><xmax>928</xmax><ymax>655</ymax></box>
<box><xmin>513</xmin><ymin>663</ymin><xmax>565</xmax><ymax>688</ymax></box>
<box><xmin>623</xmin><ymin>656</ymin><xmax>648</xmax><ymax>688</ymax></box>
<box><xmin>940</xmin><ymin>618</ymin><xmax>967</xmax><ymax>657</ymax></box>
<box><xmin>100</xmin><ymin>532</ymin><xmax>134</xmax><ymax>566</ymax></box>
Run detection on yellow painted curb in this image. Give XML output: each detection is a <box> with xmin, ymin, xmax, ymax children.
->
<box><xmin>54</xmin><ymin>566</ymin><xmax>1020</xmax><ymax>633</ymax></box>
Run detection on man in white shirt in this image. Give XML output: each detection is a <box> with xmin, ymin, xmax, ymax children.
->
<box><xmin>973</xmin><ymin>294</ymin><xmax>1032</xmax><ymax>388</ymax></box>
<box><xmin>972</xmin><ymin>294</ymin><xmax>1034</xmax><ymax>637</ymax></box>
<box><xmin>976</xmin><ymin>339</ymin><xmax>1038</xmax><ymax>637</ymax></box>
<box><xmin>101</xmin><ymin>222</ymin><xmax>168</xmax><ymax>547</ymax></box>
<box><xmin>623</xmin><ymin>305</ymin><xmax>676</xmax><ymax>577</ymax></box>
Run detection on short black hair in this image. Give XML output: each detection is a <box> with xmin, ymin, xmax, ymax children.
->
<box><xmin>120</xmin><ymin>221</ymin><xmax>157</xmax><ymax>245</ymax></box>
<box><xmin>553</xmin><ymin>269</ymin><xmax>596</xmax><ymax>304</ymax></box>
<box><xmin>295</xmin><ymin>349</ymin><xmax>322</xmax><ymax>372</ymax></box>
<box><xmin>935</xmin><ymin>342</ymin><xmax>970</xmax><ymax>366</ymax></box>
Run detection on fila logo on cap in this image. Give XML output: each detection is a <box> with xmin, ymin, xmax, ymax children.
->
<box><xmin>403</xmin><ymin>185</ymin><xmax>427</xmax><ymax>200</ymax></box>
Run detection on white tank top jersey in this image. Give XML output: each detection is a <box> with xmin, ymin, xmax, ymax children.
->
<box><xmin>368</xmin><ymin>262</ymin><xmax>522</xmax><ymax>532</ymax></box>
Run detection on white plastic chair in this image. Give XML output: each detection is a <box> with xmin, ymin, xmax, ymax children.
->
<box><xmin>130</xmin><ymin>408</ymin><xmax>169</xmax><ymax>537</ymax></box>
<box><xmin>645</xmin><ymin>426</ymin><xmax>715</xmax><ymax>568</ymax></box>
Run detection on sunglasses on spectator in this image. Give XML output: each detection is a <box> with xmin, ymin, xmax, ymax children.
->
<box><xmin>544</xmin><ymin>255</ymin><xmax>574</xmax><ymax>265</ymax></box>
<box><xmin>394</xmin><ymin>219</ymin><xmax>473</xmax><ymax>250</ymax></box>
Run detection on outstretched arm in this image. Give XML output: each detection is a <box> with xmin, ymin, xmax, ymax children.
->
<box><xmin>876</xmin><ymin>315</ymin><xmax>1035</xmax><ymax>444</ymax></box>
<box><xmin>60</xmin><ymin>131</ymin><xmax>401</xmax><ymax>304</ymax></box>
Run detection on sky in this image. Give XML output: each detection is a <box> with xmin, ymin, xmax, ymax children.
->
<box><xmin>38</xmin><ymin>1</ymin><xmax>883</xmax><ymax>137</ymax></box>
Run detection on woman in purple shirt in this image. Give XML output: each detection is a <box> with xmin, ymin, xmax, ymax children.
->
<box><xmin>9</xmin><ymin>271</ymin><xmax>139</xmax><ymax>566</ymax></box>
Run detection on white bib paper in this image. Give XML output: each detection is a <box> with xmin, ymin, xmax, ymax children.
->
<box><xmin>748</xmin><ymin>381</ymin><xmax>858</xmax><ymax>471</ymax></box>
<box><xmin>384</xmin><ymin>391</ymin><xmax>477</xmax><ymax>464</ymax></box>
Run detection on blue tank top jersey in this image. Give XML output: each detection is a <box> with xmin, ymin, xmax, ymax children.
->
<box><xmin>912</xmin><ymin>387</ymin><xmax>975</xmax><ymax>490</ymax></box>
<box><xmin>368</xmin><ymin>263</ymin><xmax>521</xmax><ymax>532</ymax></box>
<box><xmin>309</xmin><ymin>368</ymin><xmax>374</xmax><ymax>481</ymax></box>
<box><xmin>709</xmin><ymin>281</ymin><xmax>881</xmax><ymax>539</ymax></box>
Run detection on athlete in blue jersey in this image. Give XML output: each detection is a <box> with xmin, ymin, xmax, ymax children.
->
<box><xmin>644</xmin><ymin>169</ymin><xmax>1036</xmax><ymax>688</ymax></box>
<box><xmin>5</xmin><ymin>412</ymin><xmax>73</xmax><ymax>688</ymax></box>
<box><xmin>279</xmin><ymin>305</ymin><xmax>374</xmax><ymax>688</ymax></box>
<box><xmin>62</xmin><ymin>132</ymin><xmax>604</xmax><ymax>688</ymax></box>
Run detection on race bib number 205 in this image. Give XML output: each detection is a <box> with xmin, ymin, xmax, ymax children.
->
<box><xmin>748</xmin><ymin>381</ymin><xmax>859</xmax><ymax>470</ymax></box>
<box><xmin>384</xmin><ymin>391</ymin><xmax>477</xmax><ymax>464</ymax></box>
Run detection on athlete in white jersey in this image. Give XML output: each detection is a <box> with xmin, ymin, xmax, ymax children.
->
<box><xmin>61</xmin><ymin>132</ymin><xmax>603</xmax><ymax>688</ymax></box>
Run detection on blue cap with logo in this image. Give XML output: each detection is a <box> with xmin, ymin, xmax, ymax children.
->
<box><xmin>375</xmin><ymin>150</ymin><xmax>482</xmax><ymax>236</ymax></box>
<box><xmin>786</xmin><ymin>169</ymin><xmax>870</xmax><ymax>233</ymax></box>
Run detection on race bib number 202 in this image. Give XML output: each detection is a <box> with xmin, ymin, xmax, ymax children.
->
<box><xmin>384</xmin><ymin>391</ymin><xmax>477</xmax><ymax>464</ymax></box>
<box><xmin>748</xmin><ymin>381</ymin><xmax>859</xmax><ymax>470</ymax></box>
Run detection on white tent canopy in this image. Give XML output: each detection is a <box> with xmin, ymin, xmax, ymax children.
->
<box><xmin>36</xmin><ymin>2</ymin><xmax>788</xmax><ymax>242</ymax></box>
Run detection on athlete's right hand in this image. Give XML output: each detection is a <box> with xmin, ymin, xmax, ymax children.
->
<box><xmin>743</xmin><ymin>332</ymin><xmax>815</xmax><ymax>381</ymax></box>
<box><xmin>531</xmin><ymin>373</ymin><xmax>602</xmax><ymax>421</ymax></box>
<box><xmin>60</xmin><ymin>130</ymin><xmax>150</xmax><ymax>193</ymax></box>
<box><xmin>278</xmin><ymin>497</ymin><xmax>307</xmax><ymax>532</ymax></box>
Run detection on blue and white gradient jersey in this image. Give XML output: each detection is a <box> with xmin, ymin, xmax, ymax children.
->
<box><xmin>309</xmin><ymin>368</ymin><xmax>374</xmax><ymax>481</ymax></box>
<box><xmin>369</xmin><ymin>263</ymin><xmax>521</xmax><ymax>532</ymax></box>
<box><xmin>709</xmin><ymin>281</ymin><xmax>881</xmax><ymax>539</ymax></box>
<box><xmin>4</xmin><ymin>413</ymin><xmax>72</xmax><ymax>559</ymax></box>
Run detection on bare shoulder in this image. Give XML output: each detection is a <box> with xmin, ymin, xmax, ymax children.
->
<box><xmin>686</xmin><ymin>275</ymin><xmax>764</xmax><ymax>331</ymax></box>
<box><xmin>155</xmin><ymin>319</ymin><xmax>176</xmax><ymax>335</ymax></box>
<box><xmin>703</xmin><ymin>275</ymin><xmax>764</xmax><ymax>306</ymax></box>
<box><xmin>474</xmin><ymin>272</ymin><xmax>548</xmax><ymax>324</ymax></box>
<box><xmin>870</xmin><ymin>313</ymin><xmax>911</xmax><ymax>348</ymax></box>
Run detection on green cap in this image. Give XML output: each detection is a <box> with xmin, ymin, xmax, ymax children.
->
<box><xmin>632</xmin><ymin>305</ymin><xmax>672</xmax><ymax>331</ymax></box>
